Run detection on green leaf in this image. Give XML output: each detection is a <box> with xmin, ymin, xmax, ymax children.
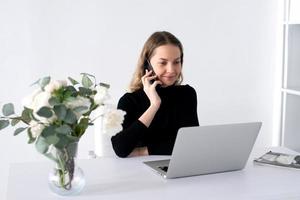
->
<box><xmin>35</xmin><ymin>136</ymin><xmax>50</xmax><ymax>154</ymax></box>
<box><xmin>64</xmin><ymin>109</ymin><xmax>77</xmax><ymax>124</ymax></box>
<box><xmin>14</xmin><ymin>127</ymin><xmax>27</xmax><ymax>136</ymax></box>
<box><xmin>0</xmin><ymin>120</ymin><xmax>10</xmax><ymax>130</ymax></box>
<box><xmin>41</xmin><ymin>125</ymin><xmax>55</xmax><ymax>138</ymax></box>
<box><xmin>74</xmin><ymin>118</ymin><xmax>89</xmax><ymax>137</ymax></box>
<box><xmin>21</xmin><ymin>108</ymin><xmax>33</xmax><ymax>124</ymax></box>
<box><xmin>11</xmin><ymin>118</ymin><xmax>21</xmax><ymax>126</ymax></box>
<box><xmin>62</xmin><ymin>86</ymin><xmax>77</xmax><ymax>100</ymax></box>
<box><xmin>82</xmin><ymin>74</ymin><xmax>93</xmax><ymax>88</ymax></box>
<box><xmin>45</xmin><ymin>135</ymin><xmax>60</xmax><ymax>145</ymax></box>
<box><xmin>100</xmin><ymin>82</ymin><xmax>110</xmax><ymax>89</ymax></box>
<box><xmin>88</xmin><ymin>103</ymin><xmax>98</xmax><ymax>113</ymax></box>
<box><xmin>53</xmin><ymin>104</ymin><xmax>67</xmax><ymax>120</ymax></box>
<box><xmin>66</xmin><ymin>85</ymin><xmax>77</xmax><ymax>95</ymax></box>
<box><xmin>39</xmin><ymin>76</ymin><xmax>51</xmax><ymax>90</ymax></box>
<box><xmin>78</xmin><ymin>87</ymin><xmax>93</xmax><ymax>96</ymax></box>
<box><xmin>48</xmin><ymin>97</ymin><xmax>60</xmax><ymax>106</ymax></box>
<box><xmin>36</xmin><ymin>107</ymin><xmax>53</xmax><ymax>118</ymax></box>
<box><xmin>68</xmin><ymin>77</ymin><xmax>79</xmax><ymax>85</ymax></box>
<box><xmin>80</xmin><ymin>72</ymin><xmax>95</xmax><ymax>78</ymax></box>
<box><xmin>2</xmin><ymin>103</ymin><xmax>15</xmax><ymax>116</ymax></box>
<box><xmin>55</xmin><ymin>124</ymin><xmax>72</xmax><ymax>135</ymax></box>
<box><xmin>54</xmin><ymin>134</ymin><xmax>69</xmax><ymax>149</ymax></box>
<box><xmin>27</xmin><ymin>128</ymin><xmax>36</xmax><ymax>144</ymax></box>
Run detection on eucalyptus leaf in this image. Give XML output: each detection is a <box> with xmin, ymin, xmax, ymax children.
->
<box><xmin>74</xmin><ymin>118</ymin><xmax>89</xmax><ymax>137</ymax></box>
<box><xmin>78</xmin><ymin>87</ymin><xmax>92</xmax><ymax>96</ymax></box>
<box><xmin>100</xmin><ymin>82</ymin><xmax>110</xmax><ymax>89</ymax></box>
<box><xmin>82</xmin><ymin>74</ymin><xmax>93</xmax><ymax>88</ymax></box>
<box><xmin>11</xmin><ymin>118</ymin><xmax>21</xmax><ymax>126</ymax></box>
<box><xmin>54</xmin><ymin>134</ymin><xmax>69</xmax><ymax>149</ymax></box>
<box><xmin>0</xmin><ymin>120</ymin><xmax>10</xmax><ymax>130</ymax></box>
<box><xmin>45</xmin><ymin>135</ymin><xmax>60</xmax><ymax>145</ymax></box>
<box><xmin>65</xmin><ymin>85</ymin><xmax>77</xmax><ymax>96</ymax></box>
<box><xmin>14</xmin><ymin>127</ymin><xmax>27</xmax><ymax>136</ymax></box>
<box><xmin>48</xmin><ymin>97</ymin><xmax>60</xmax><ymax>106</ymax></box>
<box><xmin>39</xmin><ymin>76</ymin><xmax>51</xmax><ymax>90</ymax></box>
<box><xmin>64</xmin><ymin>109</ymin><xmax>77</xmax><ymax>124</ymax></box>
<box><xmin>35</xmin><ymin>136</ymin><xmax>50</xmax><ymax>154</ymax></box>
<box><xmin>68</xmin><ymin>77</ymin><xmax>79</xmax><ymax>85</ymax></box>
<box><xmin>53</xmin><ymin>104</ymin><xmax>67</xmax><ymax>120</ymax></box>
<box><xmin>36</xmin><ymin>107</ymin><xmax>53</xmax><ymax>118</ymax></box>
<box><xmin>63</xmin><ymin>86</ymin><xmax>77</xmax><ymax>100</ymax></box>
<box><xmin>27</xmin><ymin>128</ymin><xmax>36</xmax><ymax>144</ymax></box>
<box><xmin>55</xmin><ymin>124</ymin><xmax>72</xmax><ymax>134</ymax></box>
<box><xmin>87</xmin><ymin>103</ymin><xmax>98</xmax><ymax>114</ymax></box>
<box><xmin>21</xmin><ymin>108</ymin><xmax>32</xmax><ymax>124</ymax></box>
<box><xmin>41</xmin><ymin>125</ymin><xmax>56</xmax><ymax>138</ymax></box>
<box><xmin>66</xmin><ymin>135</ymin><xmax>79</xmax><ymax>142</ymax></box>
<box><xmin>80</xmin><ymin>72</ymin><xmax>95</xmax><ymax>78</ymax></box>
<box><xmin>2</xmin><ymin>103</ymin><xmax>15</xmax><ymax>116</ymax></box>
<box><xmin>55</xmin><ymin>135</ymin><xmax>79</xmax><ymax>150</ymax></box>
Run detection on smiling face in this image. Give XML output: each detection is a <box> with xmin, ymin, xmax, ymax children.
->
<box><xmin>149</xmin><ymin>44</ymin><xmax>182</xmax><ymax>87</ymax></box>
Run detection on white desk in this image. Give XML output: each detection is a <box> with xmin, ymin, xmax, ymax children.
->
<box><xmin>7</xmin><ymin>148</ymin><xmax>300</xmax><ymax>200</ymax></box>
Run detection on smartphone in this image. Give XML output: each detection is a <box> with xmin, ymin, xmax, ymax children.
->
<box><xmin>144</xmin><ymin>60</ymin><xmax>157</xmax><ymax>84</ymax></box>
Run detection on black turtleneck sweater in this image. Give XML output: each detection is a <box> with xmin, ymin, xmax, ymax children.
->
<box><xmin>111</xmin><ymin>84</ymin><xmax>199</xmax><ymax>158</ymax></box>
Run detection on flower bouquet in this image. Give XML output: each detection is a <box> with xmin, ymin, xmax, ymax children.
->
<box><xmin>0</xmin><ymin>73</ymin><xmax>125</xmax><ymax>195</ymax></box>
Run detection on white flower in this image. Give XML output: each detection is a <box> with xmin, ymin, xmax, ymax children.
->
<box><xmin>22</xmin><ymin>89</ymin><xmax>56</xmax><ymax>123</ymax></box>
<box><xmin>94</xmin><ymin>85</ymin><xmax>110</xmax><ymax>105</ymax></box>
<box><xmin>22</xmin><ymin>89</ymin><xmax>51</xmax><ymax>111</ymax></box>
<box><xmin>102</xmin><ymin>106</ymin><xmax>126</xmax><ymax>136</ymax></box>
<box><xmin>22</xmin><ymin>88</ymin><xmax>43</xmax><ymax>109</ymax></box>
<box><xmin>31</xmin><ymin>92</ymin><xmax>58</xmax><ymax>123</ymax></box>
<box><xmin>32</xmin><ymin>92</ymin><xmax>52</xmax><ymax>111</ymax></box>
<box><xmin>29</xmin><ymin>121</ymin><xmax>45</xmax><ymax>138</ymax></box>
<box><xmin>44</xmin><ymin>80</ymin><xmax>67</xmax><ymax>93</ymax></box>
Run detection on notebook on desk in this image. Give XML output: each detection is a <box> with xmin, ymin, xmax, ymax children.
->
<box><xmin>144</xmin><ymin>122</ymin><xmax>262</xmax><ymax>179</ymax></box>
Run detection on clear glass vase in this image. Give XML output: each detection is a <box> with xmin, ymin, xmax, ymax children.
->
<box><xmin>48</xmin><ymin>142</ymin><xmax>85</xmax><ymax>196</ymax></box>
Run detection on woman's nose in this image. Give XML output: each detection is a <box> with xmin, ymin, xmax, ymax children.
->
<box><xmin>166</xmin><ymin>63</ymin><xmax>176</xmax><ymax>72</ymax></box>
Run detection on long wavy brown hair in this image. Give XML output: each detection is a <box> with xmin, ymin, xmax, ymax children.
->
<box><xmin>129</xmin><ymin>31</ymin><xmax>184</xmax><ymax>92</ymax></box>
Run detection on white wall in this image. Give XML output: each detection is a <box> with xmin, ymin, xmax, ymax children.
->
<box><xmin>0</xmin><ymin>0</ymin><xmax>281</xmax><ymax>198</ymax></box>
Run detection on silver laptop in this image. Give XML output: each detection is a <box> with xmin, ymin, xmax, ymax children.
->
<box><xmin>144</xmin><ymin>122</ymin><xmax>262</xmax><ymax>179</ymax></box>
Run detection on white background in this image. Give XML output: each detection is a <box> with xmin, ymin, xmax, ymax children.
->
<box><xmin>0</xmin><ymin>0</ymin><xmax>283</xmax><ymax>198</ymax></box>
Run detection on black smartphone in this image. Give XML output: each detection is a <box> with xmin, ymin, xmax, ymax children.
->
<box><xmin>144</xmin><ymin>60</ymin><xmax>157</xmax><ymax>84</ymax></box>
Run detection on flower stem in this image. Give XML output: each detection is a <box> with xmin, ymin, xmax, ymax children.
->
<box><xmin>56</xmin><ymin>149</ymin><xmax>73</xmax><ymax>190</ymax></box>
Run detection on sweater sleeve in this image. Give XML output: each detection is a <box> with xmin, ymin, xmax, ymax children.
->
<box><xmin>184</xmin><ymin>85</ymin><xmax>199</xmax><ymax>127</ymax></box>
<box><xmin>111</xmin><ymin>94</ymin><xmax>148</xmax><ymax>158</ymax></box>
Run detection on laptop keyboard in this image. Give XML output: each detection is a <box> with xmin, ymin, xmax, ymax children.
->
<box><xmin>158</xmin><ymin>166</ymin><xmax>168</xmax><ymax>172</ymax></box>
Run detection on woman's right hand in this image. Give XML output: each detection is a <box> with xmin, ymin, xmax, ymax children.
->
<box><xmin>141</xmin><ymin>70</ymin><xmax>162</xmax><ymax>108</ymax></box>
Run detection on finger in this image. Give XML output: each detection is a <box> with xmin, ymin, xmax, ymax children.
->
<box><xmin>144</xmin><ymin>69</ymin><xmax>153</xmax><ymax>76</ymax></box>
<box><xmin>144</xmin><ymin>73</ymin><xmax>157</xmax><ymax>81</ymax></box>
<box><xmin>147</xmin><ymin>74</ymin><xmax>157</xmax><ymax>81</ymax></box>
<box><xmin>152</xmin><ymin>80</ymin><xmax>162</xmax><ymax>87</ymax></box>
<box><xmin>142</xmin><ymin>76</ymin><xmax>151</xmax><ymax>86</ymax></box>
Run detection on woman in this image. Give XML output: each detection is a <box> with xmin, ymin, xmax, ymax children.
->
<box><xmin>111</xmin><ymin>31</ymin><xmax>199</xmax><ymax>157</ymax></box>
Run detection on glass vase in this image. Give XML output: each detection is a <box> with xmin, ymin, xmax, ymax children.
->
<box><xmin>48</xmin><ymin>142</ymin><xmax>85</xmax><ymax>196</ymax></box>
